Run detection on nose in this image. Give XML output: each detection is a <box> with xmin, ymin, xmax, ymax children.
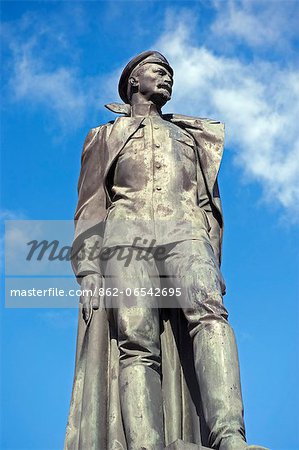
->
<box><xmin>164</xmin><ymin>73</ymin><xmax>173</xmax><ymax>87</ymax></box>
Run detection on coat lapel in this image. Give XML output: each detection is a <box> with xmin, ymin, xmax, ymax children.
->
<box><xmin>166</xmin><ymin>115</ymin><xmax>224</xmax><ymax>197</ymax></box>
<box><xmin>104</xmin><ymin>116</ymin><xmax>145</xmax><ymax>188</ymax></box>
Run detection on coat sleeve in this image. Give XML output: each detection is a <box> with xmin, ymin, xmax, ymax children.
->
<box><xmin>71</xmin><ymin>126</ymin><xmax>108</xmax><ymax>280</ymax></box>
<box><xmin>181</xmin><ymin>119</ymin><xmax>224</xmax><ymax>269</ymax></box>
<box><xmin>197</xmin><ymin>175</ymin><xmax>223</xmax><ymax>268</ymax></box>
<box><xmin>204</xmin><ymin>180</ymin><xmax>223</xmax><ymax>268</ymax></box>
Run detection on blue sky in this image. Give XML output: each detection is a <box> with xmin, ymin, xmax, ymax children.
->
<box><xmin>1</xmin><ymin>1</ymin><xmax>299</xmax><ymax>449</ymax></box>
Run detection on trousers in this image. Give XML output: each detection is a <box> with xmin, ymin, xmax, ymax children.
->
<box><xmin>102</xmin><ymin>238</ymin><xmax>246</xmax><ymax>450</ymax></box>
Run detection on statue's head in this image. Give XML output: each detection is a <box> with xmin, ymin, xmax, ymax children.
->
<box><xmin>118</xmin><ymin>50</ymin><xmax>173</xmax><ymax>108</ymax></box>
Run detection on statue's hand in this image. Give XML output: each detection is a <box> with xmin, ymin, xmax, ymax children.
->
<box><xmin>80</xmin><ymin>273</ymin><xmax>103</xmax><ymax>324</ymax></box>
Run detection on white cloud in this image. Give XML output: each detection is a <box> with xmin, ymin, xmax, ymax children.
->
<box><xmin>0</xmin><ymin>209</ymin><xmax>26</xmax><ymax>221</ymax></box>
<box><xmin>211</xmin><ymin>0</ymin><xmax>299</xmax><ymax>50</ymax></box>
<box><xmin>153</xmin><ymin>15</ymin><xmax>299</xmax><ymax>217</ymax></box>
<box><xmin>3</xmin><ymin>218</ymin><xmax>44</xmax><ymax>274</ymax></box>
<box><xmin>1</xmin><ymin>14</ymin><xmax>98</xmax><ymax>129</ymax></box>
<box><xmin>0</xmin><ymin>209</ymin><xmax>27</xmax><ymax>271</ymax></box>
<box><xmin>4</xmin><ymin>220</ymin><xmax>74</xmax><ymax>276</ymax></box>
<box><xmin>15</xmin><ymin>59</ymin><xmax>87</xmax><ymax>126</ymax></box>
<box><xmin>7</xmin><ymin>42</ymin><xmax>88</xmax><ymax>127</ymax></box>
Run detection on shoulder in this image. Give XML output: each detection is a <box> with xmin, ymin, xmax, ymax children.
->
<box><xmin>164</xmin><ymin>113</ymin><xmax>224</xmax><ymax>143</ymax></box>
<box><xmin>82</xmin><ymin>121</ymin><xmax>115</xmax><ymax>154</ymax></box>
<box><xmin>164</xmin><ymin>113</ymin><xmax>224</xmax><ymax>127</ymax></box>
<box><xmin>87</xmin><ymin>121</ymin><xmax>115</xmax><ymax>138</ymax></box>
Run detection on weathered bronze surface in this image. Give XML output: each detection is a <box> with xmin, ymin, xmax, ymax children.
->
<box><xmin>165</xmin><ymin>438</ymin><xmax>211</xmax><ymax>449</ymax></box>
<box><xmin>64</xmin><ymin>51</ymin><xmax>268</xmax><ymax>450</ymax></box>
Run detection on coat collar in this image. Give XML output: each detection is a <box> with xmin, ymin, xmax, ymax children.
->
<box><xmin>105</xmin><ymin>102</ymin><xmax>220</xmax><ymax>126</ymax></box>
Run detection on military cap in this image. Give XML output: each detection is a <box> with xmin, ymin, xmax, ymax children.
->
<box><xmin>118</xmin><ymin>50</ymin><xmax>173</xmax><ymax>104</ymax></box>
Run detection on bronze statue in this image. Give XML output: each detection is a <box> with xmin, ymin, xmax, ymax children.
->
<box><xmin>65</xmin><ymin>51</ymin><xmax>268</xmax><ymax>450</ymax></box>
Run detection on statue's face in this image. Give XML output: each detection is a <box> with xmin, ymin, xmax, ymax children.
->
<box><xmin>132</xmin><ymin>63</ymin><xmax>173</xmax><ymax>107</ymax></box>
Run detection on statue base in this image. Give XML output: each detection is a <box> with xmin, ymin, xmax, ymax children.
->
<box><xmin>165</xmin><ymin>439</ymin><xmax>211</xmax><ymax>449</ymax></box>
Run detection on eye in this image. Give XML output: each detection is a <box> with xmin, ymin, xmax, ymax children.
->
<box><xmin>154</xmin><ymin>68</ymin><xmax>165</xmax><ymax>75</ymax></box>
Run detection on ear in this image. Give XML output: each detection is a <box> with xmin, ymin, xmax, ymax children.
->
<box><xmin>129</xmin><ymin>76</ymin><xmax>139</xmax><ymax>87</ymax></box>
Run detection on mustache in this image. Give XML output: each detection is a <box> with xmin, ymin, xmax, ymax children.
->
<box><xmin>157</xmin><ymin>83</ymin><xmax>172</xmax><ymax>92</ymax></box>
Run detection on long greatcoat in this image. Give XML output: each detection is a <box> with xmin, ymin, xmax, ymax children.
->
<box><xmin>64</xmin><ymin>104</ymin><xmax>225</xmax><ymax>450</ymax></box>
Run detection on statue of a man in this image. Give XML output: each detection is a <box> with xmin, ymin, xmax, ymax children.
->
<box><xmin>65</xmin><ymin>51</ymin><xmax>267</xmax><ymax>450</ymax></box>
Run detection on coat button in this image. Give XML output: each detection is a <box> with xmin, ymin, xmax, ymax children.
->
<box><xmin>155</xmin><ymin>143</ymin><xmax>160</xmax><ymax>148</ymax></box>
<box><xmin>156</xmin><ymin>186</ymin><xmax>162</xmax><ymax>191</ymax></box>
<box><xmin>155</xmin><ymin>162</ymin><xmax>161</xmax><ymax>169</ymax></box>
